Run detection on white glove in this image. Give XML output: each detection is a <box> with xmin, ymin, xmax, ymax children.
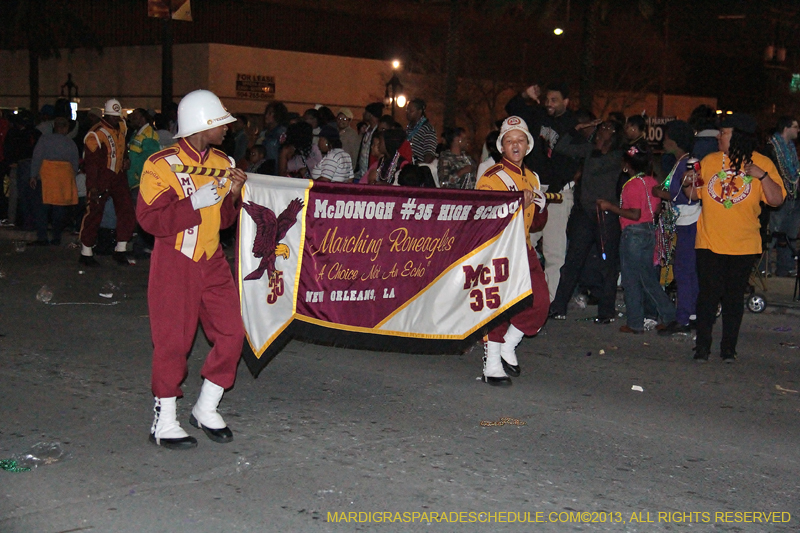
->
<box><xmin>190</xmin><ymin>181</ymin><xmax>222</xmax><ymax>210</ymax></box>
<box><xmin>531</xmin><ymin>189</ymin><xmax>547</xmax><ymax>211</ymax></box>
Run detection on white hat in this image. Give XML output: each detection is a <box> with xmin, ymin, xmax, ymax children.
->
<box><xmin>496</xmin><ymin>116</ymin><xmax>534</xmax><ymax>155</ymax></box>
<box><xmin>174</xmin><ymin>89</ymin><xmax>237</xmax><ymax>139</ymax></box>
<box><xmin>104</xmin><ymin>99</ymin><xmax>122</xmax><ymax>117</ymax></box>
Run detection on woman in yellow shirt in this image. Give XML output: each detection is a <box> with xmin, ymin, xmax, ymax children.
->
<box><xmin>682</xmin><ymin>114</ymin><xmax>785</xmax><ymax>362</ymax></box>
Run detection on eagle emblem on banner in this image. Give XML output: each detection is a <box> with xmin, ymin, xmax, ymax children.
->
<box><xmin>242</xmin><ymin>199</ymin><xmax>304</xmax><ymax>281</ymax></box>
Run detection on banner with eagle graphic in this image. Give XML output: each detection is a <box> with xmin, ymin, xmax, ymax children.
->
<box><xmin>238</xmin><ymin>174</ymin><xmax>533</xmax><ymax>377</ymax></box>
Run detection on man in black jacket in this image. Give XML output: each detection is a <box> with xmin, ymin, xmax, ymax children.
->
<box><xmin>505</xmin><ymin>82</ymin><xmax>578</xmax><ymax>301</ymax></box>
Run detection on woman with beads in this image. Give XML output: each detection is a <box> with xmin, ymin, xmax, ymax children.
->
<box><xmin>597</xmin><ymin>142</ymin><xmax>677</xmax><ymax>334</ymax></box>
<box><xmin>438</xmin><ymin>127</ymin><xmax>477</xmax><ymax>189</ymax></box>
<box><xmin>682</xmin><ymin>114</ymin><xmax>785</xmax><ymax>362</ymax></box>
<box><xmin>373</xmin><ymin>129</ymin><xmax>413</xmax><ymax>185</ymax></box>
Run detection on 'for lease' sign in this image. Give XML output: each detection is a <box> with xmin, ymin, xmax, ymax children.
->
<box><xmin>236</xmin><ymin>74</ymin><xmax>275</xmax><ymax>100</ymax></box>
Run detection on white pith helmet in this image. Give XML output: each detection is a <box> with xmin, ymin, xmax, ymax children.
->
<box><xmin>496</xmin><ymin>116</ymin><xmax>534</xmax><ymax>155</ymax></box>
<box><xmin>104</xmin><ymin>99</ymin><xmax>123</xmax><ymax>117</ymax></box>
<box><xmin>173</xmin><ymin>89</ymin><xmax>236</xmax><ymax>139</ymax></box>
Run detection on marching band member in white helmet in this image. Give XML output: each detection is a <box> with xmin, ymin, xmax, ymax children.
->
<box><xmin>476</xmin><ymin>116</ymin><xmax>549</xmax><ymax>386</ymax></box>
<box><xmin>79</xmin><ymin>98</ymin><xmax>136</xmax><ymax>266</ymax></box>
<box><xmin>137</xmin><ymin>90</ymin><xmax>247</xmax><ymax>449</ymax></box>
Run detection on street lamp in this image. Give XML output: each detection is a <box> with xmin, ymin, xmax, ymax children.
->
<box><xmin>385</xmin><ymin>61</ymin><xmax>405</xmax><ymax>119</ymax></box>
<box><xmin>553</xmin><ymin>0</ymin><xmax>569</xmax><ymax>35</ymax></box>
<box><xmin>60</xmin><ymin>73</ymin><xmax>79</xmax><ymax>102</ymax></box>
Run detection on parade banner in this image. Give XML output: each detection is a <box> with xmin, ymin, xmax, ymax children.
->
<box><xmin>238</xmin><ymin>175</ymin><xmax>532</xmax><ymax>376</ymax></box>
<box><xmin>147</xmin><ymin>0</ymin><xmax>192</xmax><ymax>21</ymax></box>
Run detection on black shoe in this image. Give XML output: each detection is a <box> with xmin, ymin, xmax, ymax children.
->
<box><xmin>548</xmin><ymin>310</ymin><xmax>566</xmax><ymax>320</ymax></box>
<box><xmin>112</xmin><ymin>251</ymin><xmax>131</xmax><ymax>265</ymax></box>
<box><xmin>501</xmin><ymin>359</ymin><xmax>521</xmax><ymax>377</ymax></box>
<box><xmin>189</xmin><ymin>414</ymin><xmax>233</xmax><ymax>443</ymax></box>
<box><xmin>721</xmin><ymin>351</ymin><xmax>737</xmax><ymax>364</ymax></box>
<box><xmin>693</xmin><ymin>346</ymin><xmax>710</xmax><ymax>363</ymax></box>
<box><xmin>78</xmin><ymin>254</ymin><xmax>100</xmax><ymax>267</ymax></box>
<box><xmin>658</xmin><ymin>321</ymin><xmax>691</xmax><ymax>336</ymax></box>
<box><xmin>594</xmin><ymin>317</ymin><xmax>615</xmax><ymax>324</ymax></box>
<box><xmin>481</xmin><ymin>375</ymin><xmax>512</xmax><ymax>387</ymax></box>
<box><xmin>148</xmin><ymin>432</ymin><xmax>198</xmax><ymax>450</ymax></box>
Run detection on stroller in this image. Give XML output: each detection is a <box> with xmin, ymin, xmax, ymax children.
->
<box><xmin>661</xmin><ymin>226</ymin><xmax>771</xmax><ymax>315</ymax></box>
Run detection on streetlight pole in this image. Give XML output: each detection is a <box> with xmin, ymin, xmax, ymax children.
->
<box><xmin>60</xmin><ymin>73</ymin><xmax>79</xmax><ymax>101</ymax></box>
<box><xmin>385</xmin><ymin>73</ymin><xmax>403</xmax><ymax>119</ymax></box>
<box><xmin>385</xmin><ymin>60</ymin><xmax>404</xmax><ymax>120</ymax></box>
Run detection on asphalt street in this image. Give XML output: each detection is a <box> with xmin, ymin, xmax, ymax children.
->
<box><xmin>1</xmin><ymin>239</ymin><xmax>798</xmax><ymax>532</ymax></box>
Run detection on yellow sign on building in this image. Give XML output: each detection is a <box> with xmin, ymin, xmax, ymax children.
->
<box><xmin>236</xmin><ymin>74</ymin><xmax>275</xmax><ymax>101</ymax></box>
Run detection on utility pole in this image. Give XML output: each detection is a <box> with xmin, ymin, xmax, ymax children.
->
<box><xmin>161</xmin><ymin>17</ymin><xmax>173</xmax><ymax>112</ymax></box>
<box><xmin>657</xmin><ymin>1</ymin><xmax>670</xmax><ymax>117</ymax></box>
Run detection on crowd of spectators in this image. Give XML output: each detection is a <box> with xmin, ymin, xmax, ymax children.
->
<box><xmin>1</xmin><ymin>86</ymin><xmax>797</xmax><ymax>367</ymax></box>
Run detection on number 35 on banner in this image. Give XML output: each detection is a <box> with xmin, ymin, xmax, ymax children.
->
<box><xmin>469</xmin><ymin>286</ymin><xmax>501</xmax><ymax>311</ymax></box>
<box><xmin>463</xmin><ymin>258</ymin><xmax>509</xmax><ymax>312</ymax></box>
<box><xmin>267</xmin><ymin>271</ymin><xmax>285</xmax><ymax>305</ymax></box>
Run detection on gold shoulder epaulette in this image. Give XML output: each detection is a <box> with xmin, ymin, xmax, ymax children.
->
<box><xmin>484</xmin><ymin>163</ymin><xmax>502</xmax><ymax>177</ymax></box>
<box><xmin>148</xmin><ymin>146</ymin><xmax>180</xmax><ymax>163</ymax></box>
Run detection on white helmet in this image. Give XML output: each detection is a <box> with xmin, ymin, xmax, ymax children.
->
<box><xmin>174</xmin><ymin>89</ymin><xmax>236</xmax><ymax>138</ymax></box>
<box><xmin>496</xmin><ymin>116</ymin><xmax>534</xmax><ymax>155</ymax></box>
<box><xmin>104</xmin><ymin>99</ymin><xmax>123</xmax><ymax>117</ymax></box>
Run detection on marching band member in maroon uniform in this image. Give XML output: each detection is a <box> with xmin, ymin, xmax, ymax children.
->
<box><xmin>476</xmin><ymin>116</ymin><xmax>549</xmax><ymax>386</ymax></box>
<box><xmin>137</xmin><ymin>90</ymin><xmax>247</xmax><ymax>449</ymax></box>
<box><xmin>79</xmin><ymin>99</ymin><xmax>136</xmax><ymax>266</ymax></box>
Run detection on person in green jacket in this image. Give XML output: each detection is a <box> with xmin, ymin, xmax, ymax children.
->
<box><xmin>127</xmin><ymin>108</ymin><xmax>161</xmax><ymax>256</ymax></box>
<box><xmin>127</xmin><ymin>108</ymin><xmax>161</xmax><ymax>192</ymax></box>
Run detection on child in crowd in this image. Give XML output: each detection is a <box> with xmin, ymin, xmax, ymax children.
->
<box><xmin>246</xmin><ymin>145</ymin><xmax>270</xmax><ymax>174</ymax></box>
<box><xmin>597</xmin><ymin>142</ymin><xmax>678</xmax><ymax>333</ymax></box>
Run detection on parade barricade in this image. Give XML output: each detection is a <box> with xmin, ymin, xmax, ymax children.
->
<box><xmin>238</xmin><ymin>174</ymin><xmax>533</xmax><ymax>377</ymax></box>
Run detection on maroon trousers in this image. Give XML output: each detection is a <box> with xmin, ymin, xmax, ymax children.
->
<box><xmin>488</xmin><ymin>247</ymin><xmax>549</xmax><ymax>342</ymax></box>
<box><xmin>79</xmin><ymin>171</ymin><xmax>136</xmax><ymax>247</ymax></box>
<box><xmin>149</xmin><ymin>242</ymin><xmax>244</xmax><ymax>398</ymax></box>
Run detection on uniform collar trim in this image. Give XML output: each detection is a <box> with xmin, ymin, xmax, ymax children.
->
<box><xmin>98</xmin><ymin>118</ymin><xmax>119</xmax><ymax>133</ymax></box>
<box><xmin>179</xmin><ymin>138</ymin><xmax>207</xmax><ymax>164</ymax></box>
<box><xmin>501</xmin><ymin>158</ymin><xmax>522</xmax><ymax>175</ymax></box>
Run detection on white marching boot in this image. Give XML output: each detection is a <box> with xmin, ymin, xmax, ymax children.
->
<box><xmin>190</xmin><ymin>380</ymin><xmax>233</xmax><ymax>443</ymax></box>
<box><xmin>500</xmin><ymin>325</ymin><xmax>524</xmax><ymax>377</ymax></box>
<box><xmin>150</xmin><ymin>397</ymin><xmax>197</xmax><ymax>450</ymax></box>
<box><xmin>482</xmin><ymin>340</ymin><xmax>511</xmax><ymax>386</ymax></box>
